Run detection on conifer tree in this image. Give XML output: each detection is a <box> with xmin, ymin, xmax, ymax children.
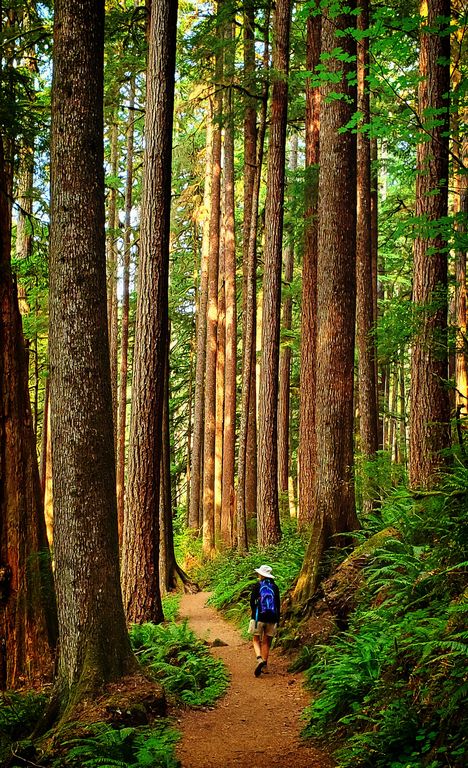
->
<box><xmin>409</xmin><ymin>0</ymin><xmax>451</xmax><ymax>488</ymax></box>
<box><xmin>122</xmin><ymin>0</ymin><xmax>178</xmax><ymax>621</ymax></box>
<box><xmin>294</xmin><ymin>0</ymin><xmax>359</xmax><ymax>602</ymax></box>
<box><xmin>49</xmin><ymin>0</ymin><xmax>135</xmax><ymax>708</ymax></box>
<box><xmin>257</xmin><ymin>0</ymin><xmax>291</xmax><ymax>548</ymax></box>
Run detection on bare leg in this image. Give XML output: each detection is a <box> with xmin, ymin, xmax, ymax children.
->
<box><xmin>253</xmin><ymin>631</ymin><xmax>267</xmax><ymax>677</ymax></box>
<box><xmin>253</xmin><ymin>634</ymin><xmax>262</xmax><ymax>660</ymax></box>
<box><xmin>261</xmin><ymin>634</ymin><xmax>272</xmax><ymax>664</ymax></box>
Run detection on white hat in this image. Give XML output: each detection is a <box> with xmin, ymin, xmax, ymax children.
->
<box><xmin>254</xmin><ymin>564</ymin><xmax>275</xmax><ymax>579</ymax></box>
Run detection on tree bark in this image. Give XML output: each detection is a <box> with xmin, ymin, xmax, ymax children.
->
<box><xmin>0</xmin><ymin>134</ymin><xmax>57</xmax><ymax>689</ymax></box>
<box><xmin>356</xmin><ymin>0</ymin><xmax>379</xmax><ymax>467</ymax></box>
<box><xmin>49</xmin><ymin>0</ymin><xmax>134</xmax><ymax>708</ymax></box>
<box><xmin>409</xmin><ymin>0</ymin><xmax>451</xmax><ymax>489</ymax></box>
<box><xmin>15</xmin><ymin>148</ymin><xmax>34</xmax><ymax>266</ymax></box>
<box><xmin>159</xmin><ymin>329</ymin><xmax>176</xmax><ymax>594</ymax></box>
<box><xmin>42</xmin><ymin>381</ymin><xmax>54</xmax><ymax>546</ymax></box>
<box><xmin>298</xmin><ymin>10</ymin><xmax>320</xmax><ymax>528</ymax></box>
<box><xmin>106</xmin><ymin>115</ymin><xmax>119</xmax><ymax>454</ymax></box>
<box><xmin>188</xmin><ymin>106</ymin><xmax>212</xmax><ymax>531</ymax></box>
<box><xmin>237</xmin><ymin>9</ymin><xmax>270</xmax><ymax>551</ymax></box>
<box><xmin>242</xmin><ymin>0</ymin><xmax>258</xmax><ymax>524</ymax></box>
<box><xmin>370</xmin><ymin>138</ymin><xmax>384</xmax><ymax>448</ymax></box>
<box><xmin>202</xmin><ymin>11</ymin><xmax>223</xmax><ymax>558</ymax></box>
<box><xmin>453</xmin><ymin>54</ymin><xmax>468</xmax><ymax>416</ymax></box>
<box><xmin>257</xmin><ymin>0</ymin><xmax>291</xmax><ymax>549</ymax></box>
<box><xmin>278</xmin><ymin>134</ymin><xmax>298</xmax><ymax>511</ymax></box>
<box><xmin>221</xmin><ymin>15</ymin><xmax>237</xmax><ymax>549</ymax></box>
<box><xmin>214</xmin><ymin>216</ymin><xmax>225</xmax><ymax>544</ymax></box>
<box><xmin>121</xmin><ymin>0</ymin><xmax>178</xmax><ymax>622</ymax></box>
<box><xmin>293</xmin><ymin>2</ymin><xmax>359</xmax><ymax>604</ymax></box>
<box><xmin>185</xmin><ymin>318</ymin><xmax>194</xmax><ymax>518</ymax></box>
<box><xmin>159</xmin><ymin>328</ymin><xmax>196</xmax><ymax>593</ymax></box>
<box><xmin>356</xmin><ymin>0</ymin><xmax>379</xmax><ymax>516</ymax></box>
<box><xmin>116</xmin><ymin>78</ymin><xmax>136</xmax><ymax>542</ymax></box>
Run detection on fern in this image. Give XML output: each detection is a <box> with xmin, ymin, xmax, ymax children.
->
<box><xmin>53</xmin><ymin>722</ymin><xmax>180</xmax><ymax>768</ymax></box>
<box><xmin>130</xmin><ymin>620</ymin><xmax>229</xmax><ymax>707</ymax></box>
<box><xmin>0</xmin><ymin>692</ymin><xmax>47</xmax><ymax>765</ymax></box>
<box><xmin>299</xmin><ymin>469</ymin><xmax>468</xmax><ymax>768</ymax></box>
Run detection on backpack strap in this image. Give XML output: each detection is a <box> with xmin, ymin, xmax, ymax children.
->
<box><xmin>254</xmin><ymin>583</ymin><xmax>260</xmax><ymax>626</ymax></box>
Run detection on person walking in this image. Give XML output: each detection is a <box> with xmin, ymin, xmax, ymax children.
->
<box><xmin>249</xmin><ymin>564</ymin><xmax>280</xmax><ymax>677</ymax></box>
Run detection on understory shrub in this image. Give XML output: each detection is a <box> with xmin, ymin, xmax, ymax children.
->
<box><xmin>0</xmin><ymin>691</ymin><xmax>47</xmax><ymax>764</ymax></box>
<box><xmin>161</xmin><ymin>593</ymin><xmax>181</xmax><ymax>623</ymax></box>
<box><xmin>302</xmin><ymin>472</ymin><xmax>468</xmax><ymax>768</ymax></box>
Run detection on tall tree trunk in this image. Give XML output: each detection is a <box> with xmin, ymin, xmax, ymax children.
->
<box><xmin>49</xmin><ymin>0</ymin><xmax>134</xmax><ymax>710</ymax></box>
<box><xmin>399</xmin><ymin>349</ymin><xmax>407</xmax><ymax>468</ymax></box>
<box><xmin>186</xmin><ymin>318</ymin><xmax>194</xmax><ymax>518</ymax></box>
<box><xmin>293</xmin><ymin>3</ymin><xmax>359</xmax><ymax>604</ymax></box>
<box><xmin>370</xmin><ymin>138</ymin><xmax>383</xmax><ymax>448</ymax></box>
<box><xmin>106</xmin><ymin>115</ymin><xmax>119</xmax><ymax>452</ymax></box>
<box><xmin>236</xmin><ymin>10</ymin><xmax>270</xmax><ymax>551</ymax></box>
<box><xmin>389</xmin><ymin>362</ymin><xmax>398</xmax><ymax>461</ymax></box>
<box><xmin>214</xmin><ymin>219</ymin><xmax>225</xmax><ymax>544</ymax></box>
<box><xmin>42</xmin><ymin>382</ymin><xmax>54</xmax><ymax>546</ymax></box>
<box><xmin>409</xmin><ymin>0</ymin><xmax>451</xmax><ymax>489</ymax></box>
<box><xmin>159</xmin><ymin>328</ymin><xmax>194</xmax><ymax>593</ymax></box>
<box><xmin>116</xmin><ymin>78</ymin><xmax>136</xmax><ymax>543</ymax></box>
<box><xmin>202</xmin><ymin>11</ymin><xmax>223</xmax><ymax>558</ymax></box>
<box><xmin>356</xmin><ymin>0</ymin><xmax>379</xmax><ymax>511</ymax></box>
<box><xmin>15</xmin><ymin>9</ymin><xmax>35</xmax><ymax>268</ymax></box>
<box><xmin>298</xmin><ymin>9</ymin><xmax>320</xmax><ymax>529</ymax></box>
<box><xmin>242</xmin><ymin>0</ymin><xmax>258</xmax><ymax>523</ymax></box>
<box><xmin>121</xmin><ymin>0</ymin><xmax>178</xmax><ymax>623</ymax></box>
<box><xmin>15</xmin><ymin>149</ymin><xmax>34</xmax><ymax>265</ymax></box>
<box><xmin>188</xmin><ymin>106</ymin><xmax>212</xmax><ymax>531</ymax></box>
<box><xmin>453</xmin><ymin>56</ymin><xmax>468</xmax><ymax>417</ymax></box>
<box><xmin>278</xmin><ymin>134</ymin><xmax>298</xmax><ymax>511</ymax></box>
<box><xmin>221</xmin><ymin>28</ymin><xmax>237</xmax><ymax>548</ymax></box>
<box><xmin>455</xmin><ymin>190</ymin><xmax>467</xmax><ymax>414</ymax></box>
<box><xmin>257</xmin><ymin>0</ymin><xmax>291</xmax><ymax>549</ymax></box>
<box><xmin>159</xmin><ymin>329</ymin><xmax>176</xmax><ymax>594</ymax></box>
<box><xmin>39</xmin><ymin>377</ymin><xmax>49</xmax><ymax>499</ymax></box>
<box><xmin>14</xmin><ymin>24</ymin><xmax>37</xmax><ymax>430</ymax></box>
<box><xmin>0</xmin><ymin>136</ymin><xmax>57</xmax><ymax>689</ymax></box>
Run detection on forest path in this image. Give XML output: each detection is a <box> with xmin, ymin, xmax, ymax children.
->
<box><xmin>175</xmin><ymin>591</ymin><xmax>333</xmax><ymax>768</ymax></box>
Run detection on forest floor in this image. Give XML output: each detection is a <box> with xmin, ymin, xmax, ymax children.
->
<box><xmin>175</xmin><ymin>591</ymin><xmax>334</xmax><ymax>768</ymax></box>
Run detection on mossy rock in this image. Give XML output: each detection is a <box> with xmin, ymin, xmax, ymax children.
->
<box><xmin>59</xmin><ymin>673</ymin><xmax>166</xmax><ymax>729</ymax></box>
<box><xmin>282</xmin><ymin>526</ymin><xmax>402</xmax><ymax>642</ymax></box>
<box><xmin>100</xmin><ymin>676</ymin><xmax>166</xmax><ymax>726</ymax></box>
<box><xmin>320</xmin><ymin>526</ymin><xmax>401</xmax><ymax>624</ymax></box>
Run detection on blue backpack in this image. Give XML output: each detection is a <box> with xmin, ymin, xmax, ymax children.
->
<box><xmin>256</xmin><ymin>578</ymin><xmax>277</xmax><ymax>623</ymax></box>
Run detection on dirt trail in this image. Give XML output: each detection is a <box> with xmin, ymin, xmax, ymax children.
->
<box><xmin>175</xmin><ymin>591</ymin><xmax>333</xmax><ymax>768</ymax></box>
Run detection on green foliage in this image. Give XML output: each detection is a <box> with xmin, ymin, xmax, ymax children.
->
<box><xmin>51</xmin><ymin>722</ymin><xmax>179</xmax><ymax>768</ymax></box>
<box><xmin>0</xmin><ymin>691</ymin><xmax>47</xmax><ymax>763</ymax></box>
<box><xmin>173</xmin><ymin>519</ymin><xmax>203</xmax><ymax>569</ymax></box>
<box><xmin>355</xmin><ymin>451</ymin><xmax>407</xmax><ymax>513</ymax></box>
<box><xmin>130</xmin><ymin>621</ymin><xmax>229</xmax><ymax>707</ymax></box>
<box><xmin>161</xmin><ymin>594</ymin><xmax>181</xmax><ymax>624</ymax></box>
<box><xmin>301</xmin><ymin>472</ymin><xmax>468</xmax><ymax>768</ymax></box>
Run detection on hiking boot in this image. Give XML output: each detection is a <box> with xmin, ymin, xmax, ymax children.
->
<box><xmin>254</xmin><ymin>658</ymin><xmax>266</xmax><ymax>677</ymax></box>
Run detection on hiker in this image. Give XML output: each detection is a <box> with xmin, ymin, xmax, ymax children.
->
<box><xmin>249</xmin><ymin>564</ymin><xmax>280</xmax><ymax>677</ymax></box>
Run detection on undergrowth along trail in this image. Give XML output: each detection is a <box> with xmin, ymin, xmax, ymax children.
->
<box><xmin>175</xmin><ymin>591</ymin><xmax>332</xmax><ymax>768</ymax></box>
